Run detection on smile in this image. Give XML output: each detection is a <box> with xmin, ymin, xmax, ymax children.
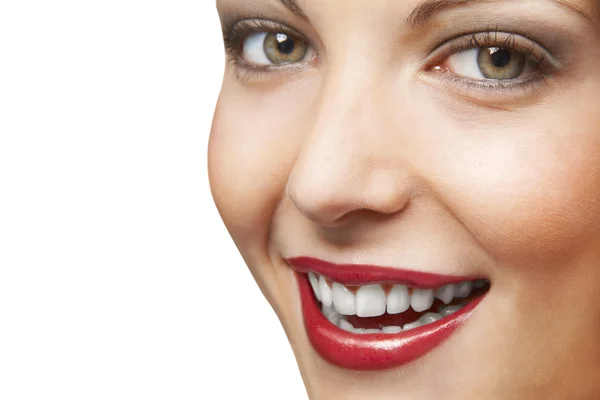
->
<box><xmin>287</xmin><ymin>257</ymin><xmax>489</xmax><ymax>370</ymax></box>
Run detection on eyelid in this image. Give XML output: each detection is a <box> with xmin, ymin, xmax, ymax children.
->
<box><xmin>416</xmin><ymin>31</ymin><xmax>561</xmax><ymax>106</ymax></box>
<box><xmin>424</xmin><ymin>31</ymin><xmax>559</xmax><ymax>74</ymax></box>
<box><xmin>223</xmin><ymin>19</ymin><xmax>312</xmax><ymax>57</ymax></box>
<box><xmin>222</xmin><ymin>18</ymin><xmax>318</xmax><ymax>82</ymax></box>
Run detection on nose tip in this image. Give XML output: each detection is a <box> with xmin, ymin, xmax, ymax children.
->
<box><xmin>286</xmin><ymin>166</ymin><xmax>412</xmax><ymax>227</ymax></box>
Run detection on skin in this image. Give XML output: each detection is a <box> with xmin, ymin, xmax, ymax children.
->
<box><xmin>208</xmin><ymin>0</ymin><xmax>600</xmax><ymax>398</ymax></box>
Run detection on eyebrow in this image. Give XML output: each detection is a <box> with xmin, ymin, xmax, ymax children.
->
<box><xmin>279</xmin><ymin>0</ymin><xmax>310</xmax><ymax>21</ymax></box>
<box><xmin>277</xmin><ymin>0</ymin><xmax>594</xmax><ymax>28</ymax></box>
<box><xmin>407</xmin><ymin>0</ymin><xmax>595</xmax><ymax>28</ymax></box>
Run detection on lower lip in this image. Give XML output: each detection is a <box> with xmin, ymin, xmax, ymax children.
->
<box><xmin>295</xmin><ymin>271</ymin><xmax>484</xmax><ymax>370</ymax></box>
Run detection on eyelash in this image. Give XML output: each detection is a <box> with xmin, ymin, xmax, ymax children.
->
<box><xmin>425</xmin><ymin>30</ymin><xmax>555</xmax><ymax>94</ymax></box>
<box><xmin>223</xmin><ymin>19</ymin><xmax>310</xmax><ymax>81</ymax></box>
<box><xmin>222</xmin><ymin>19</ymin><xmax>555</xmax><ymax>92</ymax></box>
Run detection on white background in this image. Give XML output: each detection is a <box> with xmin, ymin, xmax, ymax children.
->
<box><xmin>0</xmin><ymin>1</ymin><xmax>307</xmax><ymax>399</ymax></box>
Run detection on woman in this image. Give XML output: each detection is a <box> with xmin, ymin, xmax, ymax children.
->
<box><xmin>208</xmin><ymin>0</ymin><xmax>600</xmax><ymax>398</ymax></box>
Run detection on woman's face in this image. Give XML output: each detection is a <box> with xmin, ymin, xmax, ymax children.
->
<box><xmin>209</xmin><ymin>0</ymin><xmax>600</xmax><ymax>398</ymax></box>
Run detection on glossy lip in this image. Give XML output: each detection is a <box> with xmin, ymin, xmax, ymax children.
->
<box><xmin>288</xmin><ymin>256</ymin><xmax>483</xmax><ymax>288</ymax></box>
<box><xmin>287</xmin><ymin>257</ymin><xmax>487</xmax><ymax>370</ymax></box>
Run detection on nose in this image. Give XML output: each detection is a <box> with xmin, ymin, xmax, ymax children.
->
<box><xmin>286</xmin><ymin>70</ymin><xmax>413</xmax><ymax>227</ymax></box>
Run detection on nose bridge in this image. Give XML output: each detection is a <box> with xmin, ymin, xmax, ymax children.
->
<box><xmin>286</xmin><ymin>63</ymin><xmax>411</xmax><ymax>226</ymax></box>
<box><xmin>309</xmin><ymin>65</ymin><xmax>377</xmax><ymax>170</ymax></box>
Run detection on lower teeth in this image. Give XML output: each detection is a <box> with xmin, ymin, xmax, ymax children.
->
<box><xmin>323</xmin><ymin>303</ymin><xmax>464</xmax><ymax>335</ymax></box>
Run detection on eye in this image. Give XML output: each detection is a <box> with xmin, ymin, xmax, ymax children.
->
<box><xmin>242</xmin><ymin>31</ymin><xmax>313</xmax><ymax>66</ymax></box>
<box><xmin>442</xmin><ymin>46</ymin><xmax>538</xmax><ymax>80</ymax></box>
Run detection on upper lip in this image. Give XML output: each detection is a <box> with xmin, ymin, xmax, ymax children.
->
<box><xmin>285</xmin><ymin>256</ymin><xmax>483</xmax><ymax>288</ymax></box>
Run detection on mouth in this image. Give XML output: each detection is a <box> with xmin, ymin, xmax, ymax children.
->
<box><xmin>287</xmin><ymin>257</ymin><xmax>489</xmax><ymax>370</ymax></box>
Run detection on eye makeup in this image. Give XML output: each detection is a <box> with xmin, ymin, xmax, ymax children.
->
<box><xmin>219</xmin><ymin>6</ymin><xmax>583</xmax><ymax>104</ymax></box>
<box><xmin>222</xmin><ymin>18</ymin><xmax>316</xmax><ymax>82</ymax></box>
<box><xmin>416</xmin><ymin>30</ymin><xmax>559</xmax><ymax>102</ymax></box>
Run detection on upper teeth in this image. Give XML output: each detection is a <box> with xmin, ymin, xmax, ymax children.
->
<box><xmin>356</xmin><ymin>284</ymin><xmax>386</xmax><ymax>317</ymax></box>
<box><xmin>308</xmin><ymin>272</ymin><xmax>483</xmax><ymax>317</ymax></box>
<box><xmin>319</xmin><ymin>275</ymin><xmax>333</xmax><ymax>307</ymax></box>
<box><xmin>454</xmin><ymin>281</ymin><xmax>474</xmax><ymax>298</ymax></box>
<box><xmin>387</xmin><ymin>285</ymin><xmax>409</xmax><ymax>314</ymax></box>
<box><xmin>411</xmin><ymin>288</ymin><xmax>435</xmax><ymax>312</ymax></box>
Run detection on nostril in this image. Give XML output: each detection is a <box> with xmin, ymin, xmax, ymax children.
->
<box><xmin>286</xmin><ymin>178</ymin><xmax>353</xmax><ymax>226</ymax></box>
<box><xmin>286</xmin><ymin>170</ymin><xmax>412</xmax><ymax>227</ymax></box>
<box><xmin>285</xmin><ymin>135</ymin><xmax>415</xmax><ymax>226</ymax></box>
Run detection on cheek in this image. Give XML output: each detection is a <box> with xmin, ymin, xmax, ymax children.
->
<box><xmin>207</xmin><ymin>81</ymin><xmax>316</xmax><ymax>254</ymax></box>
<box><xmin>440</xmin><ymin>111</ymin><xmax>600</xmax><ymax>268</ymax></box>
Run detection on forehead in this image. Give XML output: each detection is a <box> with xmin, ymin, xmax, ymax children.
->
<box><xmin>217</xmin><ymin>0</ymin><xmax>599</xmax><ymax>37</ymax></box>
<box><xmin>219</xmin><ymin>0</ymin><xmax>597</xmax><ymax>20</ymax></box>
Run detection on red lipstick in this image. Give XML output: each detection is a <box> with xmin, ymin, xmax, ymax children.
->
<box><xmin>287</xmin><ymin>257</ymin><xmax>486</xmax><ymax>371</ymax></box>
<box><xmin>289</xmin><ymin>256</ymin><xmax>480</xmax><ymax>288</ymax></box>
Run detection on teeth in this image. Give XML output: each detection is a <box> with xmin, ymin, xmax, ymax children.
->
<box><xmin>309</xmin><ymin>273</ymin><xmax>321</xmax><ymax>301</ymax></box>
<box><xmin>321</xmin><ymin>303</ymin><xmax>337</xmax><ymax>319</ymax></box>
<box><xmin>382</xmin><ymin>326</ymin><xmax>403</xmax><ymax>334</ymax></box>
<box><xmin>410</xmin><ymin>288</ymin><xmax>434</xmax><ymax>312</ymax></box>
<box><xmin>356</xmin><ymin>284</ymin><xmax>387</xmax><ymax>317</ymax></box>
<box><xmin>307</xmin><ymin>273</ymin><xmax>482</xmax><ymax>333</ymax></box>
<box><xmin>403</xmin><ymin>320</ymin><xmax>423</xmax><ymax>331</ymax></box>
<box><xmin>435</xmin><ymin>284</ymin><xmax>455</xmax><ymax>305</ymax></box>
<box><xmin>363</xmin><ymin>329</ymin><xmax>381</xmax><ymax>334</ymax></box>
<box><xmin>454</xmin><ymin>281</ymin><xmax>474</xmax><ymax>298</ymax></box>
<box><xmin>402</xmin><ymin>312</ymin><xmax>443</xmax><ymax>332</ymax></box>
<box><xmin>419</xmin><ymin>312</ymin><xmax>442</xmax><ymax>324</ymax></box>
<box><xmin>387</xmin><ymin>284</ymin><xmax>410</xmax><ymax>314</ymax></box>
<box><xmin>322</xmin><ymin>304</ymin><xmax>343</xmax><ymax>326</ymax></box>
<box><xmin>332</xmin><ymin>282</ymin><xmax>356</xmax><ymax>315</ymax></box>
<box><xmin>328</xmin><ymin>313</ymin><xmax>342</xmax><ymax>326</ymax></box>
<box><xmin>339</xmin><ymin>319</ymin><xmax>354</xmax><ymax>332</ymax></box>
<box><xmin>329</xmin><ymin>315</ymin><xmax>342</xmax><ymax>326</ymax></box>
<box><xmin>440</xmin><ymin>305</ymin><xmax>463</xmax><ymax>317</ymax></box>
<box><xmin>473</xmin><ymin>279</ymin><xmax>487</xmax><ymax>289</ymax></box>
<box><xmin>319</xmin><ymin>275</ymin><xmax>333</xmax><ymax>307</ymax></box>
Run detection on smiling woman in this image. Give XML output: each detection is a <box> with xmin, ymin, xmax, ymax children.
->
<box><xmin>208</xmin><ymin>0</ymin><xmax>600</xmax><ymax>399</ymax></box>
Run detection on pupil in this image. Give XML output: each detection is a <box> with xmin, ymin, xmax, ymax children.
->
<box><xmin>276</xmin><ymin>33</ymin><xmax>295</xmax><ymax>54</ymax></box>
<box><xmin>490</xmin><ymin>48</ymin><xmax>511</xmax><ymax>68</ymax></box>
